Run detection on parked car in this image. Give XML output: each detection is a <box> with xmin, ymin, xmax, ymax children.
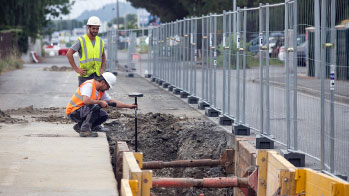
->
<box><xmin>278</xmin><ymin>40</ymin><xmax>307</xmax><ymax>66</ymax></box>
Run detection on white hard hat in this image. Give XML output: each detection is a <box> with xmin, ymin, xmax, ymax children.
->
<box><xmin>102</xmin><ymin>72</ymin><xmax>116</xmax><ymax>88</ymax></box>
<box><xmin>87</xmin><ymin>16</ymin><xmax>102</xmax><ymax>26</ymax></box>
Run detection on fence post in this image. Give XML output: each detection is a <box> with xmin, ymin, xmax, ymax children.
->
<box><xmin>320</xmin><ymin>0</ymin><xmax>327</xmax><ymax>172</ymax></box>
<box><xmin>293</xmin><ymin>0</ymin><xmax>298</xmax><ymax>150</ymax></box>
<box><xmin>236</xmin><ymin>8</ymin><xmax>241</xmax><ymax>123</ymax></box>
<box><xmin>223</xmin><ymin>11</ymin><xmax>227</xmax><ymax>116</ymax></box>
<box><xmin>285</xmin><ymin>0</ymin><xmax>291</xmax><ymax>150</ymax></box>
<box><xmin>242</xmin><ymin>7</ymin><xmax>247</xmax><ymax>124</ymax></box>
<box><xmin>265</xmin><ymin>4</ymin><xmax>270</xmax><ymax>135</ymax></box>
<box><xmin>259</xmin><ymin>3</ymin><xmax>264</xmax><ymax>134</ymax></box>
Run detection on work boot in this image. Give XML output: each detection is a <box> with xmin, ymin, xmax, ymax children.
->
<box><xmin>92</xmin><ymin>125</ymin><xmax>110</xmax><ymax>132</ymax></box>
<box><xmin>79</xmin><ymin>131</ymin><xmax>98</xmax><ymax>137</ymax></box>
<box><xmin>73</xmin><ymin>124</ymin><xmax>80</xmax><ymax>133</ymax></box>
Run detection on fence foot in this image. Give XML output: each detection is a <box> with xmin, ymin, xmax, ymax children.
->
<box><xmin>173</xmin><ymin>88</ymin><xmax>181</xmax><ymax>95</ymax></box>
<box><xmin>205</xmin><ymin>107</ymin><xmax>220</xmax><ymax>117</ymax></box>
<box><xmin>188</xmin><ymin>96</ymin><xmax>199</xmax><ymax>104</ymax></box>
<box><xmin>128</xmin><ymin>73</ymin><xmax>134</xmax><ymax>77</ymax></box>
<box><xmin>180</xmin><ymin>91</ymin><xmax>189</xmax><ymax>98</ymax></box>
<box><xmin>232</xmin><ymin>124</ymin><xmax>250</xmax><ymax>136</ymax></box>
<box><xmin>151</xmin><ymin>77</ymin><xmax>156</xmax><ymax>82</ymax></box>
<box><xmin>335</xmin><ymin>174</ymin><xmax>347</xmax><ymax>181</ymax></box>
<box><xmin>280</xmin><ymin>150</ymin><xmax>305</xmax><ymax>167</ymax></box>
<box><xmin>256</xmin><ymin>135</ymin><xmax>274</xmax><ymax>149</ymax></box>
<box><xmin>158</xmin><ymin>80</ymin><xmax>164</xmax><ymax>85</ymax></box>
<box><xmin>168</xmin><ymin>85</ymin><xmax>175</xmax><ymax>92</ymax></box>
<box><xmin>198</xmin><ymin>101</ymin><xmax>210</xmax><ymax>110</ymax></box>
<box><xmin>219</xmin><ymin>115</ymin><xmax>234</xmax><ymax>126</ymax></box>
<box><xmin>162</xmin><ymin>83</ymin><xmax>169</xmax><ymax>88</ymax></box>
<box><xmin>145</xmin><ymin>74</ymin><xmax>152</xmax><ymax>78</ymax></box>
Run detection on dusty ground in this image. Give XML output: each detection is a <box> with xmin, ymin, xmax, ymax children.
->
<box><xmin>1</xmin><ymin>105</ymin><xmax>234</xmax><ymax>195</ymax></box>
<box><xmin>104</xmin><ymin>110</ymin><xmax>234</xmax><ymax>196</ymax></box>
<box><xmin>43</xmin><ymin>65</ymin><xmax>73</xmax><ymax>71</ymax></box>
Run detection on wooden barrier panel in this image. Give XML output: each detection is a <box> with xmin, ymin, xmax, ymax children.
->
<box><xmin>296</xmin><ymin>168</ymin><xmax>349</xmax><ymax>196</ymax></box>
<box><xmin>121</xmin><ymin>179</ymin><xmax>134</xmax><ymax>196</ymax></box>
<box><xmin>123</xmin><ymin>152</ymin><xmax>142</xmax><ymax>196</ymax></box>
<box><xmin>257</xmin><ymin>150</ymin><xmax>296</xmax><ymax>196</ymax></box>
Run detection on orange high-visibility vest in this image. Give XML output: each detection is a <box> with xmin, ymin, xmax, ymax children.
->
<box><xmin>65</xmin><ymin>79</ymin><xmax>104</xmax><ymax>115</ymax></box>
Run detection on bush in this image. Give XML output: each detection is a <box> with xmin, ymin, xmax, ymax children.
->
<box><xmin>0</xmin><ymin>51</ymin><xmax>23</xmax><ymax>74</ymax></box>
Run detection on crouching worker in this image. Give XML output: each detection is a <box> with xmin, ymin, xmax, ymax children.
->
<box><xmin>65</xmin><ymin>72</ymin><xmax>136</xmax><ymax>137</ymax></box>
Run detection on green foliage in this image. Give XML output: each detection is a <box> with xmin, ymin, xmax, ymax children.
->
<box><xmin>127</xmin><ymin>0</ymin><xmax>284</xmax><ymax>22</ymax></box>
<box><xmin>0</xmin><ymin>0</ymin><xmax>73</xmax><ymax>53</ymax></box>
<box><xmin>0</xmin><ymin>50</ymin><xmax>23</xmax><ymax>74</ymax></box>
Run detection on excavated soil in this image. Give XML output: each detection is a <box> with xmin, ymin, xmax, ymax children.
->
<box><xmin>104</xmin><ymin>111</ymin><xmax>234</xmax><ymax>196</ymax></box>
<box><xmin>43</xmin><ymin>65</ymin><xmax>73</xmax><ymax>72</ymax></box>
<box><xmin>2</xmin><ymin>106</ymin><xmax>70</xmax><ymax>124</ymax></box>
<box><xmin>0</xmin><ymin>106</ymin><xmax>234</xmax><ymax>195</ymax></box>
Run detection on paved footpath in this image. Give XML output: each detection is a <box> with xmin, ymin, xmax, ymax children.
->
<box><xmin>0</xmin><ymin>56</ymin><xmax>204</xmax><ymax>195</ymax></box>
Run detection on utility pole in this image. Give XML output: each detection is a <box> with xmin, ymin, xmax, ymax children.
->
<box><xmin>116</xmin><ymin>0</ymin><xmax>120</xmax><ymax>30</ymax></box>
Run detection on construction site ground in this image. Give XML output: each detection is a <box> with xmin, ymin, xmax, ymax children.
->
<box><xmin>0</xmin><ymin>56</ymin><xmax>235</xmax><ymax>196</ymax></box>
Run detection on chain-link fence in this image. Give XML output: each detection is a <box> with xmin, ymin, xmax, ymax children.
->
<box><xmin>106</xmin><ymin>0</ymin><xmax>349</xmax><ymax>180</ymax></box>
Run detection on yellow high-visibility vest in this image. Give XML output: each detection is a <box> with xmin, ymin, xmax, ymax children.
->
<box><xmin>65</xmin><ymin>79</ymin><xmax>104</xmax><ymax>115</ymax></box>
<box><xmin>78</xmin><ymin>34</ymin><xmax>104</xmax><ymax>77</ymax></box>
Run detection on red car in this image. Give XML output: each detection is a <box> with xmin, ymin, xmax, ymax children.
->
<box><xmin>58</xmin><ymin>48</ymin><xmax>69</xmax><ymax>56</ymax></box>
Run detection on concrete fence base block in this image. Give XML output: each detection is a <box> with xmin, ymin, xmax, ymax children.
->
<box><xmin>198</xmin><ymin>101</ymin><xmax>210</xmax><ymax>110</ymax></box>
<box><xmin>145</xmin><ymin>74</ymin><xmax>152</xmax><ymax>78</ymax></box>
<box><xmin>205</xmin><ymin>107</ymin><xmax>220</xmax><ymax>117</ymax></box>
<box><xmin>232</xmin><ymin>124</ymin><xmax>250</xmax><ymax>136</ymax></box>
<box><xmin>187</xmin><ymin>96</ymin><xmax>199</xmax><ymax>104</ymax></box>
<box><xmin>127</xmin><ymin>73</ymin><xmax>134</xmax><ymax>77</ymax></box>
<box><xmin>168</xmin><ymin>85</ymin><xmax>175</xmax><ymax>92</ymax></box>
<box><xmin>219</xmin><ymin>115</ymin><xmax>234</xmax><ymax>126</ymax></box>
<box><xmin>280</xmin><ymin>150</ymin><xmax>305</xmax><ymax>167</ymax></box>
<box><xmin>162</xmin><ymin>83</ymin><xmax>169</xmax><ymax>88</ymax></box>
<box><xmin>173</xmin><ymin>88</ymin><xmax>181</xmax><ymax>95</ymax></box>
<box><xmin>256</xmin><ymin>135</ymin><xmax>274</xmax><ymax>149</ymax></box>
<box><xmin>180</xmin><ymin>91</ymin><xmax>189</xmax><ymax>98</ymax></box>
<box><xmin>335</xmin><ymin>174</ymin><xmax>348</xmax><ymax>181</ymax></box>
<box><xmin>151</xmin><ymin>77</ymin><xmax>156</xmax><ymax>82</ymax></box>
<box><xmin>158</xmin><ymin>80</ymin><xmax>164</xmax><ymax>85</ymax></box>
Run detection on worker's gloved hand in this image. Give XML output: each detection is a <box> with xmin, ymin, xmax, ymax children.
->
<box><xmin>98</xmin><ymin>100</ymin><xmax>108</xmax><ymax>108</ymax></box>
<box><xmin>130</xmin><ymin>103</ymin><xmax>137</xmax><ymax>109</ymax></box>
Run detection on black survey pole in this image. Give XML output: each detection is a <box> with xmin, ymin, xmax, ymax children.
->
<box><xmin>128</xmin><ymin>93</ymin><xmax>143</xmax><ymax>152</ymax></box>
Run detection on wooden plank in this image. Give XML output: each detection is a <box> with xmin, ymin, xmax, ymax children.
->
<box><xmin>279</xmin><ymin>170</ymin><xmax>296</xmax><ymax>196</ymax></box>
<box><xmin>257</xmin><ymin>150</ymin><xmax>268</xmax><ymax>196</ymax></box>
<box><xmin>129</xmin><ymin>180</ymin><xmax>138</xmax><ymax>196</ymax></box>
<box><xmin>123</xmin><ymin>152</ymin><xmax>142</xmax><ymax>196</ymax></box>
<box><xmin>121</xmin><ymin>179</ymin><xmax>133</xmax><ymax>196</ymax></box>
<box><xmin>133</xmin><ymin>152</ymin><xmax>143</xmax><ymax>169</ymax></box>
<box><xmin>142</xmin><ymin>170</ymin><xmax>153</xmax><ymax>196</ymax></box>
<box><xmin>266</xmin><ymin>151</ymin><xmax>296</xmax><ymax>196</ymax></box>
<box><xmin>296</xmin><ymin>169</ymin><xmax>349</xmax><ymax>196</ymax></box>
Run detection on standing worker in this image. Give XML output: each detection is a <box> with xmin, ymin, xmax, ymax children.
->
<box><xmin>67</xmin><ymin>16</ymin><xmax>106</xmax><ymax>86</ymax></box>
<box><xmin>65</xmin><ymin>72</ymin><xmax>137</xmax><ymax>137</ymax></box>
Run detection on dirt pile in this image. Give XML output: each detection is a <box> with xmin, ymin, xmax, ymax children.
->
<box><xmin>105</xmin><ymin>112</ymin><xmax>234</xmax><ymax>196</ymax></box>
<box><xmin>0</xmin><ymin>109</ymin><xmax>28</xmax><ymax>124</ymax></box>
<box><xmin>43</xmin><ymin>65</ymin><xmax>73</xmax><ymax>72</ymax></box>
<box><xmin>3</xmin><ymin>106</ymin><xmax>70</xmax><ymax>124</ymax></box>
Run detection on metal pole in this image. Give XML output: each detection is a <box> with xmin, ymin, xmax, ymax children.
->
<box><xmin>194</xmin><ymin>18</ymin><xmax>197</xmax><ymax>96</ymax></box>
<box><xmin>206</xmin><ymin>16</ymin><xmax>210</xmax><ymax>102</ymax></box>
<box><xmin>236</xmin><ymin>8</ymin><xmax>241</xmax><ymax>123</ymax></box>
<box><xmin>228</xmin><ymin>13</ymin><xmax>232</xmax><ymax>116</ymax></box>
<box><xmin>266</xmin><ymin>4</ymin><xmax>270</xmax><ymax>135</ymax></box>
<box><xmin>320</xmin><ymin>0</ymin><xmax>327</xmax><ymax>172</ymax></box>
<box><xmin>259</xmin><ymin>3</ymin><xmax>264</xmax><ymax>134</ymax></box>
<box><xmin>285</xmin><ymin>0</ymin><xmax>291</xmax><ymax>150</ymax></box>
<box><xmin>293</xmin><ymin>0</ymin><xmax>298</xmax><ymax>150</ymax></box>
<box><xmin>330</xmin><ymin>0</ymin><xmax>336</xmax><ymax>174</ymax></box>
<box><xmin>242</xmin><ymin>8</ymin><xmax>247</xmax><ymax>124</ymax></box>
<box><xmin>209</xmin><ymin>14</ymin><xmax>213</xmax><ymax>104</ymax></box>
<box><xmin>202</xmin><ymin>16</ymin><xmax>205</xmax><ymax>99</ymax></box>
<box><xmin>134</xmin><ymin>96</ymin><xmax>138</xmax><ymax>152</ymax></box>
<box><xmin>213</xmin><ymin>15</ymin><xmax>217</xmax><ymax>108</ymax></box>
<box><xmin>223</xmin><ymin>11</ymin><xmax>227</xmax><ymax>115</ymax></box>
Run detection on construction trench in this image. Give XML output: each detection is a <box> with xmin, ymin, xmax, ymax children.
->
<box><xmin>1</xmin><ymin>104</ymin><xmax>349</xmax><ymax>196</ymax></box>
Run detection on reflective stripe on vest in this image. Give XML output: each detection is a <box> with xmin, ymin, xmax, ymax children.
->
<box><xmin>78</xmin><ymin>34</ymin><xmax>104</xmax><ymax>77</ymax></box>
<box><xmin>65</xmin><ymin>79</ymin><xmax>104</xmax><ymax>115</ymax></box>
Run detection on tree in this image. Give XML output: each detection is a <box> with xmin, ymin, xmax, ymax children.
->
<box><xmin>127</xmin><ymin>0</ymin><xmax>284</xmax><ymax>22</ymax></box>
<box><xmin>0</xmin><ymin>0</ymin><xmax>73</xmax><ymax>52</ymax></box>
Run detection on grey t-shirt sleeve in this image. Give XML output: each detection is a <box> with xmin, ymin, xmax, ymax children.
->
<box><xmin>71</xmin><ymin>39</ymin><xmax>82</xmax><ymax>58</ymax></box>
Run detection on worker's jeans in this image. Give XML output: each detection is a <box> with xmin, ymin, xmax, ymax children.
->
<box><xmin>78</xmin><ymin>73</ymin><xmax>98</xmax><ymax>86</ymax></box>
<box><xmin>68</xmin><ymin>104</ymin><xmax>108</xmax><ymax>132</ymax></box>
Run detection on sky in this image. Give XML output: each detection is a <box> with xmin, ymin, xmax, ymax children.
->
<box><xmin>62</xmin><ymin>0</ymin><xmax>126</xmax><ymax>19</ymax></box>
